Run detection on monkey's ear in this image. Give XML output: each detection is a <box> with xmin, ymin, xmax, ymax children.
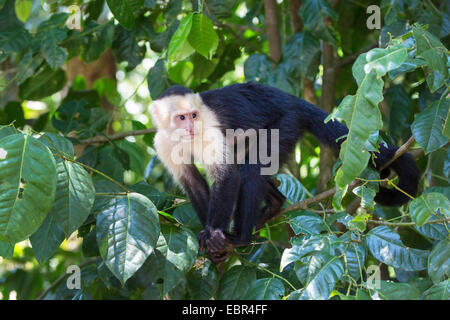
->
<box><xmin>195</xmin><ymin>93</ymin><xmax>203</xmax><ymax>103</ymax></box>
<box><xmin>150</xmin><ymin>100</ymin><xmax>171</xmax><ymax>128</ymax></box>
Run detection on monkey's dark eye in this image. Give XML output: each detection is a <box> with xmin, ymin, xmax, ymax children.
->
<box><xmin>179</xmin><ymin>115</ymin><xmax>185</xmax><ymax>120</ymax></box>
<box><xmin>192</xmin><ymin>113</ymin><xmax>197</xmax><ymax>118</ymax></box>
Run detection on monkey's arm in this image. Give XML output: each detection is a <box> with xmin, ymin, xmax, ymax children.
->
<box><xmin>198</xmin><ymin>164</ymin><xmax>241</xmax><ymax>252</ymax></box>
<box><xmin>178</xmin><ymin>164</ymin><xmax>210</xmax><ymax>226</ymax></box>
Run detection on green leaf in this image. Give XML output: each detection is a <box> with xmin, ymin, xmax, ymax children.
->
<box><xmin>168</xmin><ymin>13</ymin><xmax>195</xmax><ymax>62</ymax></box>
<box><xmin>0</xmin><ymin>134</ymin><xmax>57</xmax><ymax>243</ymax></box>
<box><xmin>116</xmin><ymin>139</ymin><xmax>146</xmax><ymax>176</ymax></box>
<box><xmin>39</xmin><ymin>133</ymin><xmax>74</xmax><ymax>160</ymax></box>
<box><xmin>112</xmin><ymin>24</ymin><xmax>146</xmax><ymax>71</ymax></box>
<box><xmin>187</xmin><ymin>13</ymin><xmax>219</xmax><ymax>59</ymax></box>
<box><xmin>147</xmin><ymin>59</ymin><xmax>172</xmax><ymax>100</ymax></box>
<box><xmin>51</xmin><ymin>100</ymin><xmax>90</xmax><ymax>135</ymax></box>
<box><xmin>366</xmin><ymin>226</ymin><xmax>429</xmax><ymax>271</ymax></box>
<box><xmin>96</xmin><ymin>192</ymin><xmax>160</xmax><ymax>284</ymax></box>
<box><xmin>186</xmin><ymin>260</ymin><xmax>219</xmax><ymax>300</ymax></box>
<box><xmin>300</xmin><ymin>0</ymin><xmax>338</xmax><ymax>45</ymax></box>
<box><xmin>18</xmin><ymin>65</ymin><xmax>66</xmax><ymax>100</ymax></box>
<box><xmin>244</xmin><ymin>54</ymin><xmax>272</xmax><ymax>82</ymax></box>
<box><xmin>243</xmin><ymin>278</ymin><xmax>285</xmax><ymax>300</ymax></box>
<box><xmin>81</xmin><ymin>21</ymin><xmax>115</xmax><ymax>63</ymax></box>
<box><xmin>388</xmin><ymin>58</ymin><xmax>426</xmax><ymax>79</ymax></box>
<box><xmin>423</xmin><ymin>279</ymin><xmax>450</xmax><ymax>300</ymax></box>
<box><xmin>0</xmin><ymin>27</ymin><xmax>30</xmax><ymax>55</ymax></box>
<box><xmin>412</xmin><ymin>24</ymin><xmax>448</xmax><ymax>79</ymax></box>
<box><xmin>137</xmin><ymin>249</ymin><xmax>184</xmax><ymax>295</ymax></box>
<box><xmin>274</xmin><ymin>173</ymin><xmax>307</xmax><ymax>203</ymax></box>
<box><xmin>156</xmin><ymin>224</ymin><xmax>198</xmax><ymax>273</ymax></box>
<box><xmin>353</xmin><ymin>185</ymin><xmax>376</xmax><ymax>211</ymax></box>
<box><xmin>411</xmin><ymin>98</ymin><xmax>450</xmax><ymax>154</ymax></box>
<box><xmin>348</xmin><ymin>213</ymin><xmax>370</xmax><ymax>232</ymax></box>
<box><xmin>284</xmin><ymin>31</ymin><xmax>320</xmax><ymax>79</ymax></box>
<box><xmin>106</xmin><ymin>0</ymin><xmax>135</xmax><ymax>29</ymax></box>
<box><xmin>41</xmin><ymin>159</ymin><xmax>94</xmax><ymax>235</ymax></box>
<box><xmin>0</xmin><ymin>240</ymin><xmax>14</xmax><ymax>258</ymax></box>
<box><xmin>428</xmin><ymin>239</ymin><xmax>450</xmax><ymax>284</ymax></box>
<box><xmin>331</xmin><ymin>68</ymin><xmax>384</xmax><ymax>187</ymax></box>
<box><xmin>217</xmin><ymin>265</ymin><xmax>256</xmax><ymax>300</ymax></box>
<box><xmin>41</xmin><ymin>32</ymin><xmax>68</xmax><ymax>69</ymax></box>
<box><xmin>409</xmin><ymin>192</ymin><xmax>450</xmax><ymax>227</ymax></box>
<box><xmin>280</xmin><ymin>234</ymin><xmax>337</xmax><ymax>272</ymax></box>
<box><xmin>193</xmin><ymin>52</ymin><xmax>218</xmax><ymax>80</ymax></box>
<box><xmin>29</xmin><ymin>210</ymin><xmax>65</xmax><ymax>264</ymax></box>
<box><xmin>286</xmin><ymin>211</ymin><xmax>325</xmax><ymax>235</ymax></box>
<box><xmin>386</xmin><ymin>85</ymin><xmax>413</xmax><ymax>141</ymax></box>
<box><xmin>364</xmin><ymin>45</ymin><xmax>408</xmax><ymax>77</ymax></box>
<box><xmin>172</xmin><ymin>203</ymin><xmax>202</xmax><ymax>233</ymax></box>
<box><xmin>128</xmin><ymin>181</ymin><xmax>174</xmax><ymax>210</ymax></box>
<box><xmin>415</xmin><ymin>217</ymin><xmax>449</xmax><ymax>240</ymax></box>
<box><xmin>3</xmin><ymin>101</ymin><xmax>25</xmax><ymax>128</ymax></box>
<box><xmin>296</xmin><ymin>252</ymin><xmax>345</xmax><ymax>300</ymax></box>
<box><xmin>370</xmin><ymin>280</ymin><xmax>421</xmax><ymax>300</ymax></box>
<box><xmin>16</xmin><ymin>49</ymin><xmax>44</xmax><ymax>85</ymax></box>
<box><xmin>14</xmin><ymin>0</ymin><xmax>31</xmax><ymax>23</ymax></box>
<box><xmin>0</xmin><ymin>125</ymin><xmax>15</xmax><ymax>139</ymax></box>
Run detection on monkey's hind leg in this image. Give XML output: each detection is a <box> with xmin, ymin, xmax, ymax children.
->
<box><xmin>225</xmin><ymin>165</ymin><xmax>266</xmax><ymax>248</ymax></box>
<box><xmin>256</xmin><ymin>178</ymin><xmax>285</xmax><ymax>230</ymax></box>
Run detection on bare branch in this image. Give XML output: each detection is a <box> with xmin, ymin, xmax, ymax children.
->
<box><xmin>336</xmin><ymin>43</ymin><xmax>378</xmax><ymax>69</ymax></box>
<box><xmin>379</xmin><ymin>136</ymin><xmax>416</xmax><ymax>171</ymax></box>
<box><xmin>81</xmin><ymin>128</ymin><xmax>156</xmax><ymax>145</ymax></box>
<box><xmin>369</xmin><ymin>217</ymin><xmax>450</xmax><ymax>227</ymax></box>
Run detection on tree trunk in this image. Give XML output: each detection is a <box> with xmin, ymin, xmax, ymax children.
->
<box><xmin>66</xmin><ymin>48</ymin><xmax>117</xmax><ymax>156</ymax></box>
<box><xmin>265</xmin><ymin>0</ymin><xmax>282</xmax><ymax>65</ymax></box>
<box><xmin>317</xmin><ymin>43</ymin><xmax>339</xmax><ymax>193</ymax></box>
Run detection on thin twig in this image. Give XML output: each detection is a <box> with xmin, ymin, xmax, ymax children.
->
<box><xmin>379</xmin><ymin>136</ymin><xmax>416</xmax><ymax>171</ymax></box>
<box><xmin>368</xmin><ymin>217</ymin><xmax>450</xmax><ymax>227</ymax></box>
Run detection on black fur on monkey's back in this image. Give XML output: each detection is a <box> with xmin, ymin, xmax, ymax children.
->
<box><xmin>191</xmin><ymin>81</ymin><xmax>419</xmax><ymax>206</ymax></box>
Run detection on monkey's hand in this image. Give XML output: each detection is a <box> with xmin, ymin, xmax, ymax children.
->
<box><xmin>198</xmin><ymin>227</ymin><xmax>227</xmax><ymax>253</ymax></box>
<box><xmin>198</xmin><ymin>228</ymin><xmax>235</xmax><ymax>264</ymax></box>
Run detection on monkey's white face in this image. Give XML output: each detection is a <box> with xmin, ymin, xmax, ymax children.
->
<box><xmin>149</xmin><ymin>93</ymin><xmax>203</xmax><ymax>135</ymax></box>
<box><xmin>172</xmin><ymin>110</ymin><xmax>200</xmax><ymax>140</ymax></box>
<box><xmin>150</xmin><ymin>93</ymin><xmax>225</xmax><ymax>179</ymax></box>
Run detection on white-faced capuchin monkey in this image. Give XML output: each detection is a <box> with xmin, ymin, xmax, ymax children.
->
<box><xmin>149</xmin><ymin>82</ymin><xmax>420</xmax><ymax>263</ymax></box>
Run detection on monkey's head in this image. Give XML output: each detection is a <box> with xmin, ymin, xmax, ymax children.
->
<box><xmin>149</xmin><ymin>85</ymin><xmax>204</xmax><ymax>140</ymax></box>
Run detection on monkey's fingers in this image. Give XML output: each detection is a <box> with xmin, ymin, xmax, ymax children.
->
<box><xmin>197</xmin><ymin>229</ymin><xmax>210</xmax><ymax>251</ymax></box>
<box><xmin>206</xmin><ymin>229</ymin><xmax>227</xmax><ymax>252</ymax></box>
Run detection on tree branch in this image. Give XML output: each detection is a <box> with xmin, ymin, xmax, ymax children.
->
<box><xmin>81</xmin><ymin>128</ymin><xmax>156</xmax><ymax>145</ymax></box>
<box><xmin>336</xmin><ymin>43</ymin><xmax>378</xmax><ymax>69</ymax></box>
<box><xmin>275</xmin><ymin>135</ymin><xmax>420</xmax><ymax>218</ymax></box>
<box><xmin>379</xmin><ymin>136</ymin><xmax>415</xmax><ymax>171</ymax></box>
<box><xmin>369</xmin><ymin>217</ymin><xmax>450</xmax><ymax>227</ymax></box>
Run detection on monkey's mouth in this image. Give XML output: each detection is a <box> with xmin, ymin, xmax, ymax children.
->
<box><xmin>181</xmin><ymin>134</ymin><xmax>196</xmax><ymax>140</ymax></box>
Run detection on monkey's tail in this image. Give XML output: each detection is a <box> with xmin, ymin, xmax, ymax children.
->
<box><xmin>301</xmin><ymin>103</ymin><xmax>420</xmax><ymax>206</ymax></box>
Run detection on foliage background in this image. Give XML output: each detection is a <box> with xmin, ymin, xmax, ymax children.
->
<box><xmin>0</xmin><ymin>0</ymin><xmax>449</xmax><ymax>300</ymax></box>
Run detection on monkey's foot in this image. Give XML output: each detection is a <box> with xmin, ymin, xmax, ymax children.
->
<box><xmin>207</xmin><ymin>243</ymin><xmax>234</xmax><ymax>264</ymax></box>
<box><xmin>224</xmin><ymin>233</ymin><xmax>251</xmax><ymax>248</ymax></box>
